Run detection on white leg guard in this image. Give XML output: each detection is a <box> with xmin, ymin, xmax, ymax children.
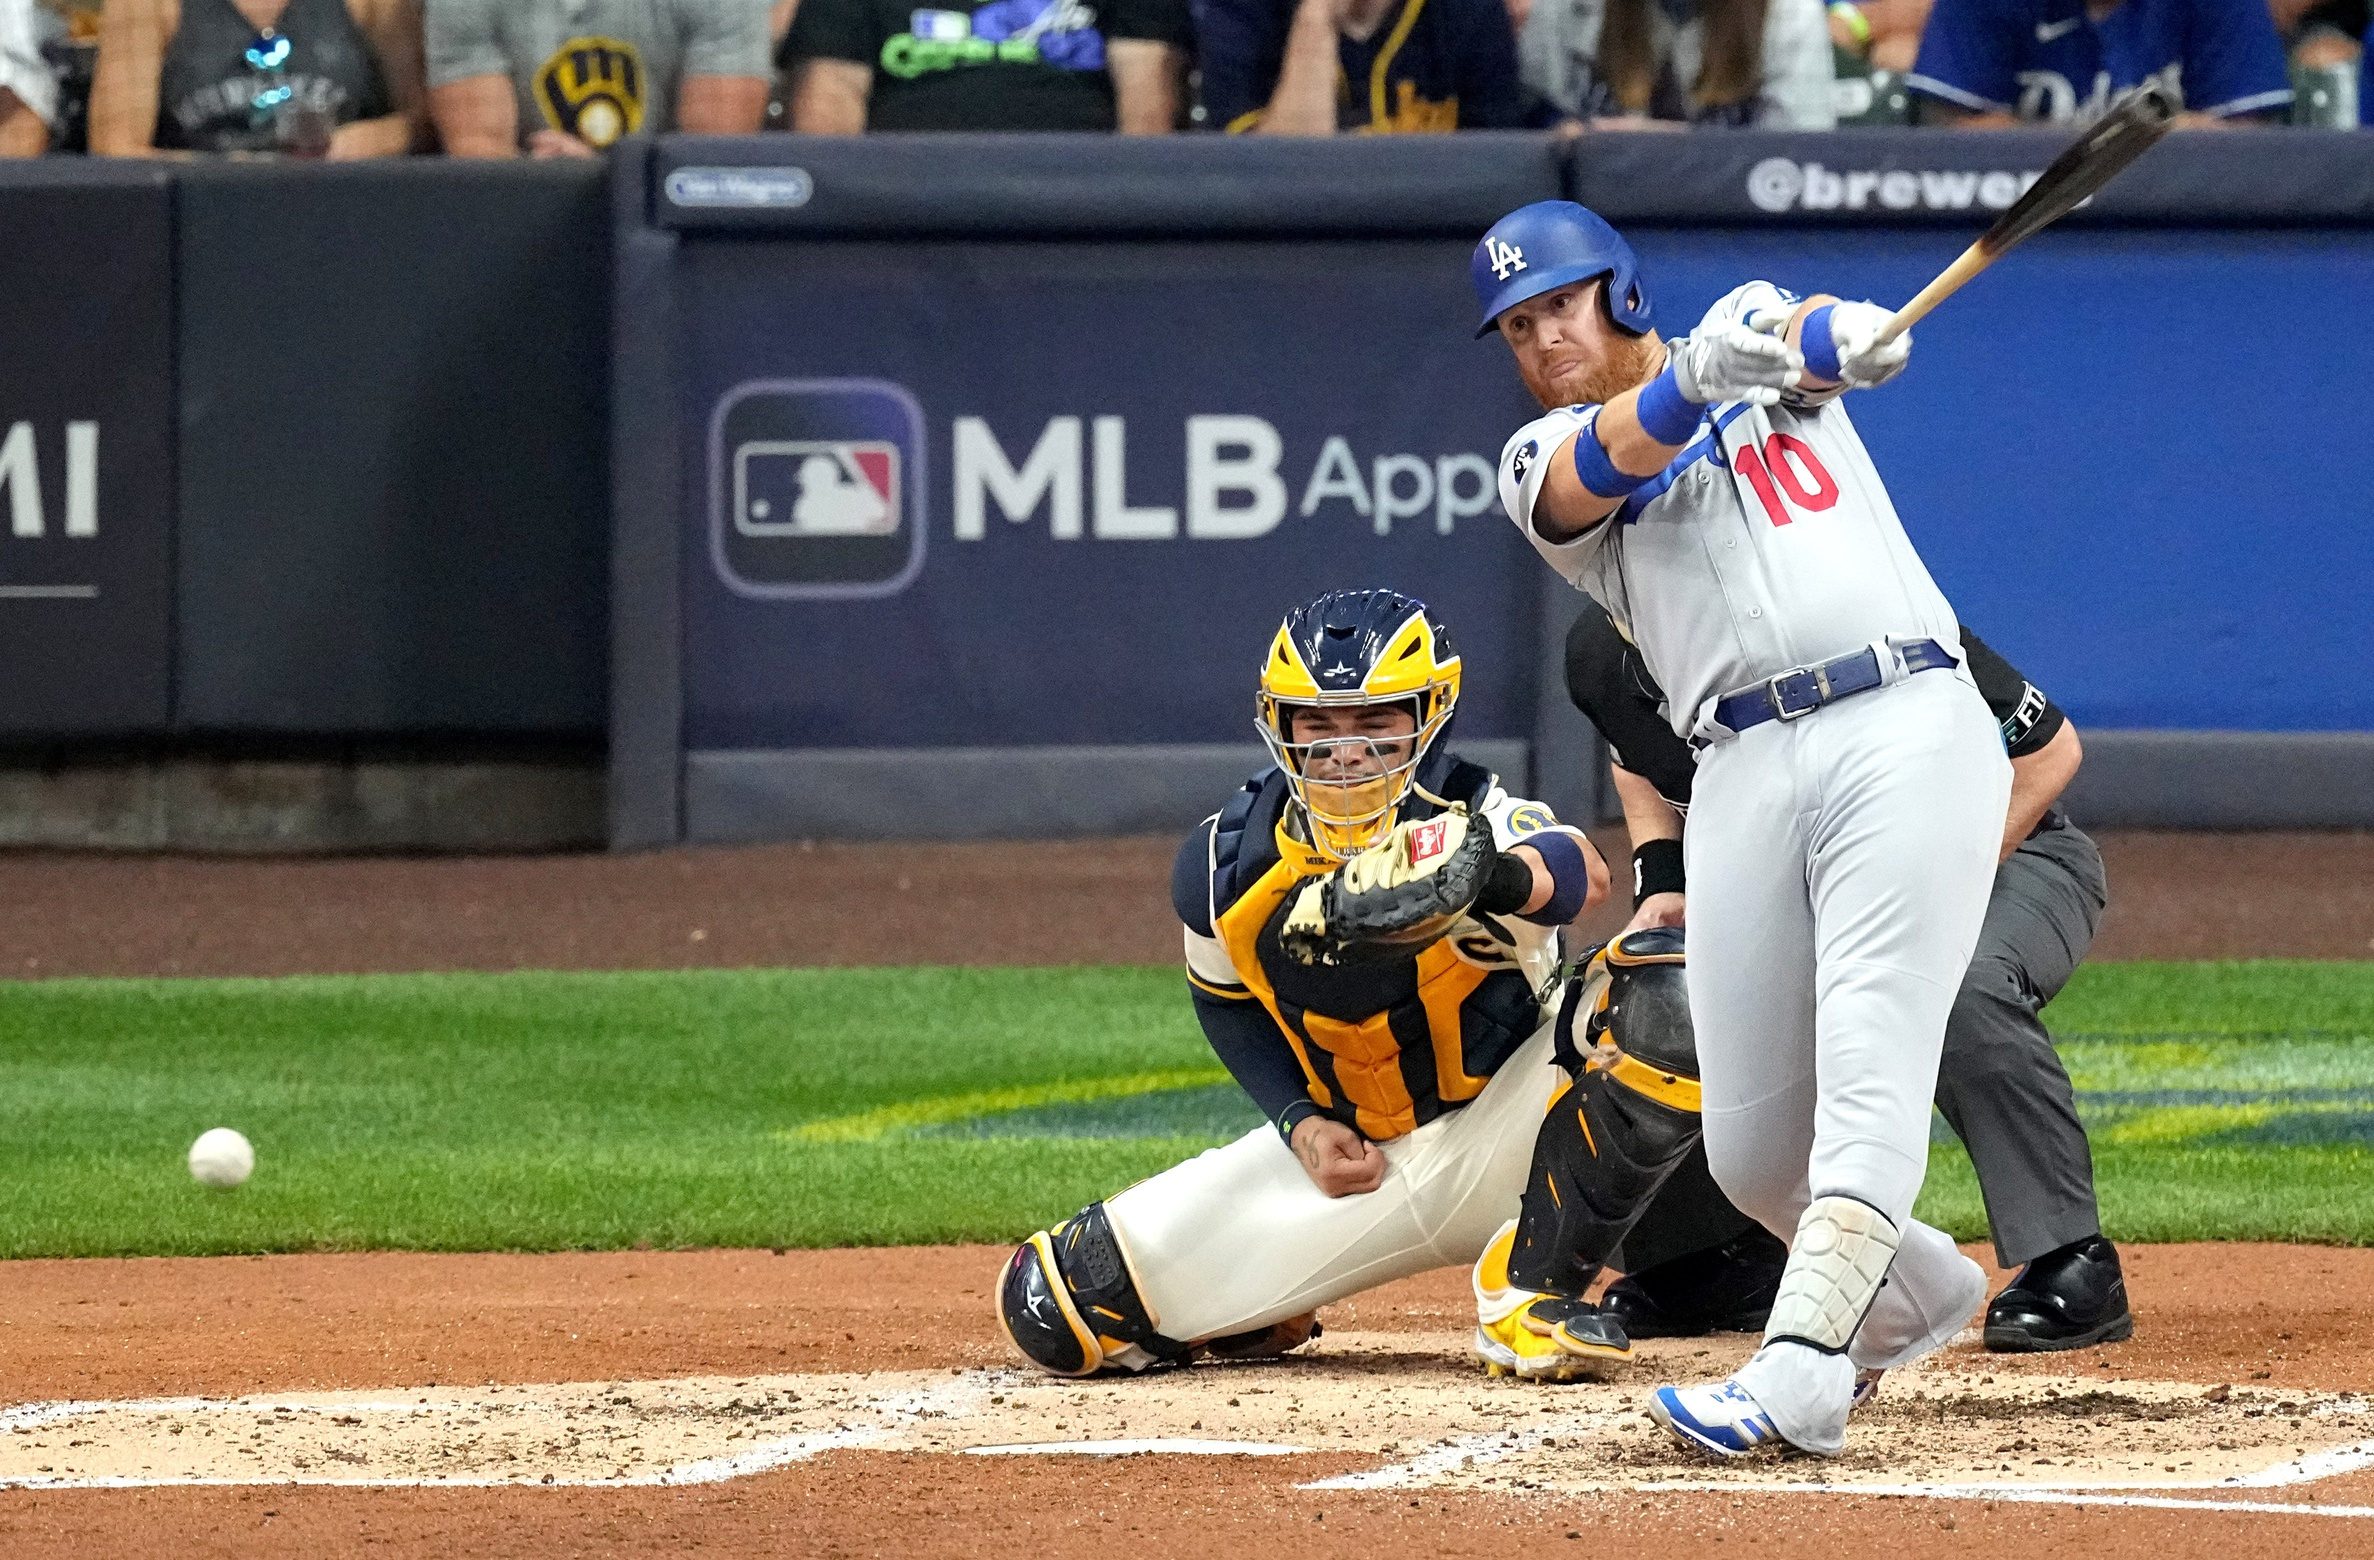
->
<box><xmin>1733</xmin><ymin>1195</ymin><xmax>1899</xmax><ymax>1455</ymax></box>
<box><xmin>1766</xmin><ymin>1194</ymin><xmax>1900</xmax><ymax>1352</ymax></box>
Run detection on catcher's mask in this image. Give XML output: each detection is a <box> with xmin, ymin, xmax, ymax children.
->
<box><xmin>1257</xmin><ymin>588</ymin><xmax>1461</xmax><ymax>861</ymax></box>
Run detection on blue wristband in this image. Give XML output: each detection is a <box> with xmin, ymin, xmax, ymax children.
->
<box><xmin>1801</xmin><ymin>304</ymin><xmax>1842</xmax><ymax>382</ymax></box>
<box><xmin>1633</xmin><ymin>363</ymin><xmax>1705</xmax><ymax>446</ymax></box>
<box><xmin>1570</xmin><ymin>421</ymin><xmax>1652</xmax><ymax>501</ymax></box>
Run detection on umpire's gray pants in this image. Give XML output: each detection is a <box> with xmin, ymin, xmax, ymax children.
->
<box><xmin>1626</xmin><ymin>811</ymin><xmax>2108</xmax><ymax>1272</ymax></box>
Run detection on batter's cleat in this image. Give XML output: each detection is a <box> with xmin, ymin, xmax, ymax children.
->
<box><xmin>1601</xmin><ymin>1228</ymin><xmax>1788</xmax><ymax>1338</ymax></box>
<box><xmin>1647</xmin><ymin>1380</ymin><xmax>1780</xmax><ymax>1458</ymax></box>
<box><xmin>1984</xmin><ymin>1236</ymin><xmax>2135</xmax><ymax>1353</ymax></box>
<box><xmin>1851</xmin><ymin>1368</ymin><xmax>1884</xmax><ymax>1414</ymax></box>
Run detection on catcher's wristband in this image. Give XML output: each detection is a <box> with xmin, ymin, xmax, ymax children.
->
<box><xmin>1472</xmin><ymin>851</ymin><xmax>1537</xmax><ymax>917</ymax></box>
<box><xmin>1276</xmin><ymin>1099</ymin><xmax>1324</xmax><ymax>1143</ymax></box>
<box><xmin>1632</xmin><ymin>838</ymin><xmax>1686</xmax><ymax>905</ymax></box>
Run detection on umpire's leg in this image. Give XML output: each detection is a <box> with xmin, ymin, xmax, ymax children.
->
<box><xmin>1934</xmin><ymin>813</ymin><xmax>2109</xmax><ymax>1268</ymax></box>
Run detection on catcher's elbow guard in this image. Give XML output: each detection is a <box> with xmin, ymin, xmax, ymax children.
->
<box><xmin>996</xmin><ymin>1202</ymin><xmax>1192</xmax><ymax>1378</ymax></box>
<box><xmin>1506</xmin><ymin>928</ymin><xmax>1703</xmax><ymax>1297</ymax></box>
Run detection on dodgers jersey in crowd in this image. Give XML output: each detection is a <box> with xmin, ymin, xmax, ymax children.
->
<box><xmin>1905</xmin><ymin>0</ymin><xmax>2292</xmax><ymax>121</ymax></box>
<box><xmin>1496</xmin><ymin>281</ymin><xmax>1964</xmax><ymax>743</ymax></box>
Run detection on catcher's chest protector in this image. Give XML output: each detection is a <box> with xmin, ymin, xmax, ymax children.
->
<box><xmin>1205</xmin><ymin>766</ymin><xmax>1540</xmax><ymax>1144</ymax></box>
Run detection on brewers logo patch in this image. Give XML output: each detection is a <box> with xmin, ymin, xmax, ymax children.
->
<box><xmin>535</xmin><ymin>37</ymin><xmax>646</xmax><ymax>148</ymax></box>
<box><xmin>1504</xmin><ymin>804</ymin><xmax>1554</xmax><ymax>836</ymax></box>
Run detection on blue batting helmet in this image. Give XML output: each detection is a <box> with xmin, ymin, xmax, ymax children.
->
<box><xmin>1470</xmin><ymin>201</ymin><xmax>1652</xmax><ymax>338</ymax></box>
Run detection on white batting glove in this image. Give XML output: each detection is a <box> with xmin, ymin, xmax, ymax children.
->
<box><xmin>1826</xmin><ymin>300</ymin><xmax>1912</xmax><ymax>388</ymax></box>
<box><xmin>1668</xmin><ymin>321</ymin><xmax>1805</xmax><ymax>409</ymax></box>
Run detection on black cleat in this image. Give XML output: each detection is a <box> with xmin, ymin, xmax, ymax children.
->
<box><xmin>1601</xmin><ymin>1229</ymin><xmax>1788</xmax><ymax>1339</ymax></box>
<box><xmin>1984</xmin><ymin>1236</ymin><xmax>2135</xmax><ymax>1353</ymax></box>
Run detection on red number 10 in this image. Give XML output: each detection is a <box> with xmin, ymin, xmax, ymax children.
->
<box><xmin>1735</xmin><ymin>433</ymin><xmax>1838</xmax><ymax>527</ymax></box>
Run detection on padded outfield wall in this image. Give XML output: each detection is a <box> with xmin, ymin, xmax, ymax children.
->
<box><xmin>1</xmin><ymin>140</ymin><xmax>2367</xmax><ymax>846</ymax></box>
<box><xmin>612</xmin><ymin>132</ymin><xmax>2374</xmax><ymax>845</ymax></box>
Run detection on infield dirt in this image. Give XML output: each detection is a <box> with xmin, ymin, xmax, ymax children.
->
<box><xmin>1</xmin><ymin>835</ymin><xmax>2370</xmax><ymax>1555</ymax></box>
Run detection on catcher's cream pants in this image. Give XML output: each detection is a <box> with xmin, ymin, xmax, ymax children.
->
<box><xmin>1106</xmin><ymin>1016</ymin><xmax>1564</xmax><ymax>1344</ymax></box>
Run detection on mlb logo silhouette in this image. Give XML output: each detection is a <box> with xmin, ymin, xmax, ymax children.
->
<box><xmin>710</xmin><ymin>380</ymin><xmax>926</xmax><ymax>599</ymax></box>
<box><xmin>736</xmin><ymin>442</ymin><xmax>900</xmax><ymax>537</ymax></box>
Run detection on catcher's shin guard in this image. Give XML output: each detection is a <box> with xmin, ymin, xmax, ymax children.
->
<box><xmin>996</xmin><ymin>1202</ymin><xmax>1194</xmax><ymax>1378</ymax></box>
<box><xmin>1507</xmin><ymin>928</ymin><xmax>1704</xmax><ymax>1298</ymax></box>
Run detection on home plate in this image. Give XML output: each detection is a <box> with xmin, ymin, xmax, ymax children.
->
<box><xmin>0</xmin><ymin>1331</ymin><xmax>2367</xmax><ymax>1505</ymax></box>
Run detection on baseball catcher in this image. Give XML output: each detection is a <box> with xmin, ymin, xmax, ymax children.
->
<box><xmin>996</xmin><ymin>587</ymin><xmax>1707</xmax><ymax>1383</ymax></box>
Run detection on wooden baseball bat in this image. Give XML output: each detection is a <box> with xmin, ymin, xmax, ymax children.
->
<box><xmin>1877</xmin><ymin>82</ymin><xmax>2180</xmax><ymax>345</ymax></box>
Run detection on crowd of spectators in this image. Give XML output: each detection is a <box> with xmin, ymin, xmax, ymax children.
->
<box><xmin>0</xmin><ymin>0</ymin><xmax>2361</xmax><ymax>154</ymax></box>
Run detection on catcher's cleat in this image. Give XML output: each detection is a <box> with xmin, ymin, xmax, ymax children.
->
<box><xmin>1199</xmin><ymin>1312</ymin><xmax>1322</xmax><ymax>1363</ymax></box>
<box><xmin>1474</xmin><ymin>1220</ymin><xmax>1634</xmax><ymax>1382</ymax></box>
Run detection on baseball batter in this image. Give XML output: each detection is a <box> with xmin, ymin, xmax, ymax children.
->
<box><xmin>995</xmin><ymin>589</ymin><xmax>1717</xmax><ymax>1383</ymax></box>
<box><xmin>1478</xmin><ymin>200</ymin><xmax>2011</xmax><ymax>1456</ymax></box>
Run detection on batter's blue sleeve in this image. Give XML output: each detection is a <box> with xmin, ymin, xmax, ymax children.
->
<box><xmin>1193</xmin><ymin>988</ymin><xmax>1324</xmax><ymax>1139</ymax></box>
<box><xmin>1905</xmin><ymin>0</ymin><xmax>2022</xmax><ymax>112</ymax></box>
<box><xmin>2181</xmin><ymin>0</ymin><xmax>2292</xmax><ymax>116</ymax></box>
<box><xmin>1194</xmin><ymin>0</ymin><xmax>1291</xmax><ymax>131</ymax></box>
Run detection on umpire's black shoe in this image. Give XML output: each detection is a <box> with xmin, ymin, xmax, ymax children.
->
<box><xmin>1601</xmin><ymin>1229</ymin><xmax>1789</xmax><ymax>1339</ymax></box>
<box><xmin>1983</xmin><ymin>1236</ymin><xmax>2135</xmax><ymax>1353</ymax></box>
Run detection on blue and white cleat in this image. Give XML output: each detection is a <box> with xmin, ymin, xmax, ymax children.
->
<box><xmin>1647</xmin><ymin>1380</ymin><xmax>1781</xmax><ymax>1458</ymax></box>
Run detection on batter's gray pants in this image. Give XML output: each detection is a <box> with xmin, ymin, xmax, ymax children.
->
<box><xmin>1625</xmin><ymin>810</ymin><xmax>2108</xmax><ymax>1273</ymax></box>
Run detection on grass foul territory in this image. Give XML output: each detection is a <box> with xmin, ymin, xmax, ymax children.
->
<box><xmin>0</xmin><ymin>962</ymin><xmax>2367</xmax><ymax>1258</ymax></box>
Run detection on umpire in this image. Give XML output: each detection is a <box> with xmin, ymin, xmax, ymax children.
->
<box><xmin>1566</xmin><ymin>601</ymin><xmax>2131</xmax><ymax>1353</ymax></box>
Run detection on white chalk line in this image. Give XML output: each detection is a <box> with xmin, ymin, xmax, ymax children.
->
<box><xmin>966</xmin><ymin>1439</ymin><xmax>1309</xmax><ymax>1457</ymax></box>
<box><xmin>0</xmin><ymin>1377</ymin><xmax>988</xmax><ymax>1491</ymax></box>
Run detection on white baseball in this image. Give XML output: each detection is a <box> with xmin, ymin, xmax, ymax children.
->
<box><xmin>188</xmin><ymin>1127</ymin><xmax>255</xmax><ymax>1190</ymax></box>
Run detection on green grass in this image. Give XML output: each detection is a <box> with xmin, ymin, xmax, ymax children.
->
<box><xmin>0</xmin><ymin>961</ymin><xmax>2367</xmax><ymax>1258</ymax></box>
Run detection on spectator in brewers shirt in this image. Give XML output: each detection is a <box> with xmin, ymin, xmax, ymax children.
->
<box><xmin>1906</xmin><ymin>0</ymin><xmax>2292</xmax><ymax>122</ymax></box>
<box><xmin>429</xmin><ymin>0</ymin><xmax>770</xmax><ymax>156</ymax></box>
<box><xmin>1516</xmin><ymin>0</ymin><xmax>1837</xmax><ymax>126</ymax></box>
<box><xmin>782</xmin><ymin>0</ymin><xmax>1190</xmax><ymax>130</ymax></box>
<box><xmin>0</xmin><ymin>0</ymin><xmax>54</xmax><ymax>154</ymax></box>
<box><xmin>1200</xmin><ymin>0</ymin><xmax>1526</xmax><ymax>130</ymax></box>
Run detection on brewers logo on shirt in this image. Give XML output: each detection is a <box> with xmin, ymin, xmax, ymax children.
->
<box><xmin>535</xmin><ymin>37</ymin><xmax>646</xmax><ymax>147</ymax></box>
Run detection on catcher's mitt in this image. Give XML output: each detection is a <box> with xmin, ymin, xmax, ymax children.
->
<box><xmin>1278</xmin><ymin>804</ymin><xmax>1498</xmax><ymax>966</ymax></box>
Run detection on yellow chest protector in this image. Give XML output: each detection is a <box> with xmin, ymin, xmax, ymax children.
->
<box><xmin>1213</xmin><ymin>820</ymin><xmax>1499</xmax><ymax>1142</ymax></box>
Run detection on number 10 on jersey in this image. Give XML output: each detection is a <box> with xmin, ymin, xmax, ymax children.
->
<box><xmin>1734</xmin><ymin>433</ymin><xmax>1837</xmax><ymax>527</ymax></box>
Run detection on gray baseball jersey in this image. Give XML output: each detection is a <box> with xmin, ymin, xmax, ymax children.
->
<box><xmin>1496</xmin><ymin>280</ymin><xmax>1964</xmax><ymax>742</ymax></box>
<box><xmin>426</xmin><ymin>0</ymin><xmax>770</xmax><ymax>145</ymax></box>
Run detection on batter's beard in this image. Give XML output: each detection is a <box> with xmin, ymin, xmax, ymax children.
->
<box><xmin>1526</xmin><ymin>333</ymin><xmax>1663</xmax><ymax>411</ymax></box>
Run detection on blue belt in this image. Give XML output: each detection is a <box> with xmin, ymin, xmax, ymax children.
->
<box><xmin>1708</xmin><ymin>638</ymin><xmax>1958</xmax><ymax>740</ymax></box>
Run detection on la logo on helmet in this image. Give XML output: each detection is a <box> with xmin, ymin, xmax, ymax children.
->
<box><xmin>1486</xmin><ymin>238</ymin><xmax>1526</xmax><ymax>281</ymax></box>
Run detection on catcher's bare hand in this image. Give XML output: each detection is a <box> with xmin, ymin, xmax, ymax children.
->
<box><xmin>1290</xmin><ymin>1117</ymin><xmax>1387</xmax><ymax>1197</ymax></box>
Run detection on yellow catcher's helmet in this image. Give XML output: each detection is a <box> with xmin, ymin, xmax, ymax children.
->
<box><xmin>1256</xmin><ymin>588</ymin><xmax>1462</xmax><ymax>860</ymax></box>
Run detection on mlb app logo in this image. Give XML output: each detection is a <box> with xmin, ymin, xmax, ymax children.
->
<box><xmin>710</xmin><ymin>380</ymin><xmax>926</xmax><ymax>599</ymax></box>
<box><xmin>736</xmin><ymin>442</ymin><xmax>900</xmax><ymax>538</ymax></box>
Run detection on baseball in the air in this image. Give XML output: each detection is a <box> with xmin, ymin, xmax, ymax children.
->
<box><xmin>187</xmin><ymin>1128</ymin><xmax>255</xmax><ymax>1190</ymax></box>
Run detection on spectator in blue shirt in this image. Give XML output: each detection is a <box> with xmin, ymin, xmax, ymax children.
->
<box><xmin>1197</xmin><ymin>0</ymin><xmax>1526</xmax><ymax>130</ymax></box>
<box><xmin>1906</xmin><ymin>0</ymin><xmax>2293</xmax><ymax>122</ymax></box>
